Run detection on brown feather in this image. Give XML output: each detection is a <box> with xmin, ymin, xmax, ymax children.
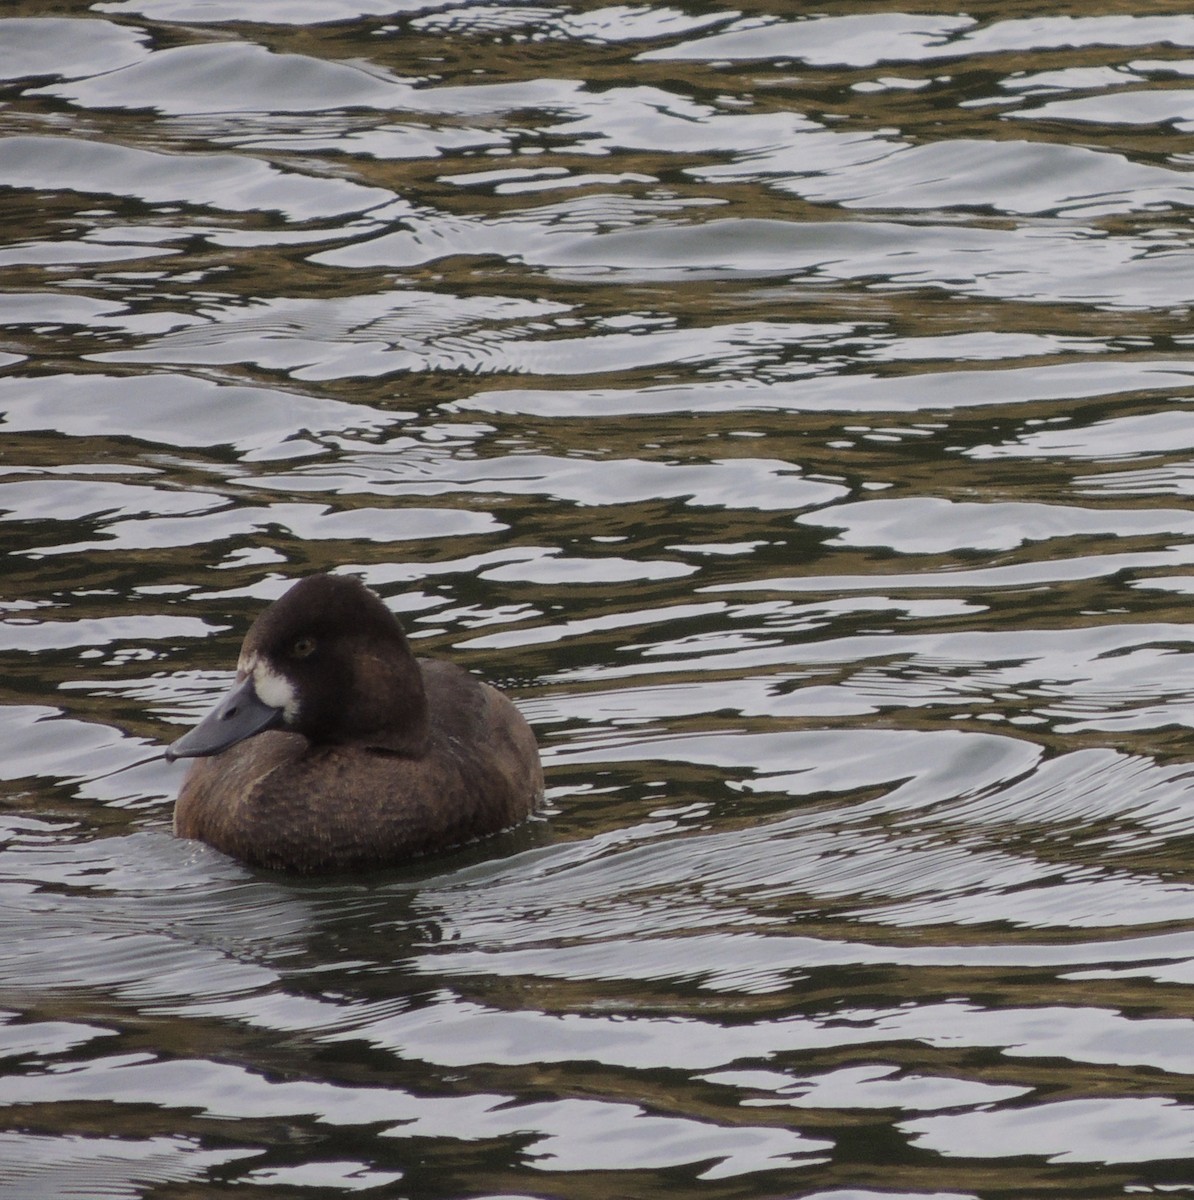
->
<box><xmin>171</xmin><ymin>577</ymin><xmax>543</xmax><ymax>873</ymax></box>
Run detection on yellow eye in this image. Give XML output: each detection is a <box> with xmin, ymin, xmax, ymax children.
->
<box><xmin>290</xmin><ymin>636</ymin><xmax>317</xmax><ymax>659</ymax></box>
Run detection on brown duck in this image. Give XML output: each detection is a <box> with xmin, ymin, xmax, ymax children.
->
<box><xmin>166</xmin><ymin>573</ymin><xmax>543</xmax><ymax>873</ymax></box>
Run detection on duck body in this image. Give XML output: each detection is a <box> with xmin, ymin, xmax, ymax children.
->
<box><xmin>168</xmin><ymin>574</ymin><xmax>543</xmax><ymax>874</ymax></box>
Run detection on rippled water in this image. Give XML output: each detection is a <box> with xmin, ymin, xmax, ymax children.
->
<box><xmin>5</xmin><ymin>1</ymin><xmax>1194</xmax><ymax>1196</ymax></box>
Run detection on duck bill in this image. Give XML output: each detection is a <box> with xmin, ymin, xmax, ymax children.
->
<box><xmin>166</xmin><ymin>676</ymin><xmax>284</xmax><ymax>760</ymax></box>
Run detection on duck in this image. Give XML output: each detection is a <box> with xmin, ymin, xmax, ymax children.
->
<box><xmin>165</xmin><ymin>573</ymin><xmax>544</xmax><ymax>873</ymax></box>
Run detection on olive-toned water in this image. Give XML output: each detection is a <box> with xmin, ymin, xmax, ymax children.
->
<box><xmin>5</xmin><ymin>1</ymin><xmax>1194</xmax><ymax>1196</ymax></box>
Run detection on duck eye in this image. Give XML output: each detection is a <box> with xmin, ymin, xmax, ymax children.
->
<box><xmin>290</xmin><ymin>636</ymin><xmax>317</xmax><ymax>659</ymax></box>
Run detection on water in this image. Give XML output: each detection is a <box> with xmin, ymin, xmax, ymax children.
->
<box><xmin>4</xmin><ymin>1</ymin><xmax>1194</xmax><ymax>1196</ymax></box>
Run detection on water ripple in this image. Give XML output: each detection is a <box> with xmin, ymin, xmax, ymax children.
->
<box><xmin>6</xmin><ymin>3</ymin><xmax>1194</xmax><ymax>1195</ymax></box>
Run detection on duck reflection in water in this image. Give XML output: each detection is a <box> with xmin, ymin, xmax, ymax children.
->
<box><xmin>165</xmin><ymin>573</ymin><xmax>544</xmax><ymax>873</ymax></box>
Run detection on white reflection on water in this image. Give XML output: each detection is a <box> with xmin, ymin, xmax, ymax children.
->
<box><xmin>0</xmin><ymin>374</ymin><xmax>399</xmax><ymax>450</ymax></box>
<box><xmin>454</xmin><ymin>361</ymin><xmax>1194</xmax><ymax>416</ymax></box>
<box><xmin>904</xmin><ymin>1096</ymin><xmax>1194</xmax><ymax>1163</ymax></box>
<box><xmin>0</xmin><ymin>135</ymin><xmax>392</xmax><ymax>221</ymax></box>
<box><xmin>0</xmin><ymin>19</ymin><xmax>149</xmax><ymax>81</ymax></box>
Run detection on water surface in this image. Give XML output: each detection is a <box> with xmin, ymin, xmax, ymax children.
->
<box><xmin>4</xmin><ymin>1</ymin><xmax>1194</xmax><ymax>1196</ymax></box>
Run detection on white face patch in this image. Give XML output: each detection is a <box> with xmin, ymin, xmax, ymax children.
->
<box><xmin>249</xmin><ymin>656</ymin><xmax>300</xmax><ymax>724</ymax></box>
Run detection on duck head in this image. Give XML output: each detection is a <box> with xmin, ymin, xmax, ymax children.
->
<box><xmin>166</xmin><ymin>574</ymin><xmax>429</xmax><ymax>761</ymax></box>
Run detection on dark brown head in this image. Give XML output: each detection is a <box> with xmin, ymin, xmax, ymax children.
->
<box><xmin>166</xmin><ymin>574</ymin><xmax>429</xmax><ymax>761</ymax></box>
